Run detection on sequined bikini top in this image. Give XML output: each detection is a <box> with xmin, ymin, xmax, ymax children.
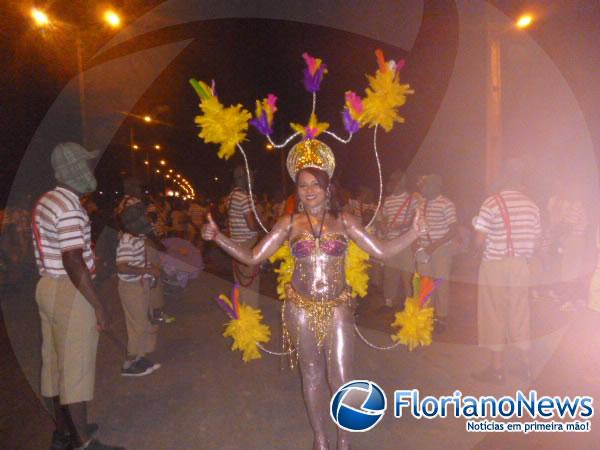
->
<box><xmin>290</xmin><ymin>232</ymin><xmax>348</xmax><ymax>258</ymax></box>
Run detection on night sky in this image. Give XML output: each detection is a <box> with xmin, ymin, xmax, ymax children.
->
<box><xmin>2</xmin><ymin>0</ymin><xmax>600</xmax><ymax>209</ymax></box>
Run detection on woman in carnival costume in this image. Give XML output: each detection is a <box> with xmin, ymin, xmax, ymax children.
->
<box><xmin>202</xmin><ymin>138</ymin><xmax>428</xmax><ymax>450</ymax></box>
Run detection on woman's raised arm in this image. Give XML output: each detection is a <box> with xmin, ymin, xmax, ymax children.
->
<box><xmin>343</xmin><ymin>210</ymin><xmax>425</xmax><ymax>260</ymax></box>
<box><xmin>202</xmin><ymin>213</ymin><xmax>291</xmax><ymax>265</ymax></box>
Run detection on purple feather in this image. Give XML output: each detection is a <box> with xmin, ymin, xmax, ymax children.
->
<box><xmin>214</xmin><ymin>296</ymin><xmax>235</xmax><ymax>319</ymax></box>
<box><xmin>250</xmin><ymin>112</ymin><xmax>272</xmax><ymax>136</ymax></box>
<box><xmin>342</xmin><ymin>108</ymin><xmax>359</xmax><ymax>134</ymax></box>
<box><xmin>303</xmin><ymin>65</ymin><xmax>327</xmax><ymax>93</ymax></box>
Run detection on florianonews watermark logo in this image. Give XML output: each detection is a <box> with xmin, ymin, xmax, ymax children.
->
<box><xmin>331</xmin><ymin>381</ymin><xmax>594</xmax><ymax>434</ymax></box>
<box><xmin>330</xmin><ymin>380</ymin><xmax>387</xmax><ymax>432</ymax></box>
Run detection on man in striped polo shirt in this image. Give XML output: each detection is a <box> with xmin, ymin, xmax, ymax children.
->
<box><xmin>381</xmin><ymin>170</ymin><xmax>417</xmax><ymax>307</ymax></box>
<box><xmin>32</xmin><ymin>143</ymin><xmax>123</xmax><ymax>450</ymax></box>
<box><xmin>415</xmin><ymin>174</ymin><xmax>457</xmax><ymax>331</ymax></box>
<box><xmin>116</xmin><ymin>203</ymin><xmax>162</xmax><ymax>377</ymax></box>
<box><xmin>472</xmin><ymin>161</ymin><xmax>541</xmax><ymax>384</ymax></box>
<box><xmin>228</xmin><ymin>166</ymin><xmax>260</xmax><ymax>307</ymax></box>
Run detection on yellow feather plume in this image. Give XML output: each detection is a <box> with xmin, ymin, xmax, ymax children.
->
<box><xmin>290</xmin><ymin>113</ymin><xmax>330</xmax><ymax>139</ymax></box>
<box><xmin>223</xmin><ymin>304</ymin><xmax>271</xmax><ymax>363</ymax></box>
<box><xmin>269</xmin><ymin>241</ymin><xmax>294</xmax><ymax>300</ymax></box>
<box><xmin>194</xmin><ymin>95</ymin><xmax>251</xmax><ymax>160</ymax></box>
<box><xmin>360</xmin><ymin>69</ymin><xmax>414</xmax><ymax>132</ymax></box>
<box><xmin>345</xmin><ymin>241</ymin><xmax>370</xmax><ymax>298</ymax></box>
<box><xmin>391</xmin><ymin>274</ymin><xmax>435</xmax><ymax>351</ymax></box>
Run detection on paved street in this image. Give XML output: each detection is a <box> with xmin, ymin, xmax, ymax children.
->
<box><xmin>2</xmin><ymin>258</ymin><xmax>600</xmax><ymax>449</ymax></box>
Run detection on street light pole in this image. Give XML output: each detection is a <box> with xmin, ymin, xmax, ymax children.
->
<box><xmin>485</xmin><ymin>13</ymin><xmax>534</xmax><ymax>191</ymax></box>
<box><xmin>486</xmin><ymin>31</ymin><xmax>502</xmax><ymax>191</ymax></box>
<box><xmin>75</xmin><ymin>30</ymin><xmax>87</xmax><ymax>147</ymax></box>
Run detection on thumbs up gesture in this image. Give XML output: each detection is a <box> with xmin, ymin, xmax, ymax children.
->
<box><xmin>202</xmin><ymin>213</ymin><xmax>220</xmax><ymax>241</ymax></box>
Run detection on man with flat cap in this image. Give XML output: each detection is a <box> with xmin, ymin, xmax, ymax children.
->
<box><xmin>32</xmin><ymin>142</ymin><xmax>124</xmax><ymax>450</ymax></box>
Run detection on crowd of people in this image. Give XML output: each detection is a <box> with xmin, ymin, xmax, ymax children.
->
<box><xmin>0</xmin><ymin>139</ymin><xmax>596</xmax><ymax>450</ymax></box>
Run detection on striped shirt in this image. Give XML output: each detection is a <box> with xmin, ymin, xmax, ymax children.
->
<box><xmin>228</xmin><ymin>188</ymin><xmax>257</xmax><ymax>243</ymax></box>
<box><xmin>382</xmin><ymin>192</ymin><xmax>416</xmax><ymax>239</ymax></box>
<box><xmin>32</xmin><ymin>187</ymin><xmax>95</xmax><ymax>277</ymax></box>
<box><xmin>116</xmin><ymin>233</ymin><xmax>150</xmax><ymax>282</ymax></box>
<box><xmin>474</xmin><ymin>190</ymin><xmax>541</xmax><ymax>260</ymax></box>
<box><xmin>418</xmin><ymin>195</ymin><xmax>457</xmax><ymax>245</ymax></box>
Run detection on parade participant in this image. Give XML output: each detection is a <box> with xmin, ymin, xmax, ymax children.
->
<box><xmin>203</xmin><ymin>139</ymin><xmax>426</xmax><ymax>450</ymax></box>
<box><xmin>381</xmin><ymin>169</ymin><xmax>417</xmax><ymax>307</ymax></box>
<box><xmin>32</xmin><ymin>142</ymin><xmax>124</xmax><ymax>450</ymax></box>
<box><xmin>115</xmin><ymin>176</ymin><xmax>142</xmax><ymax>218</ymax></box>
<box><xmin>227</xmin><ymin>166</ymin><xmax>261</xmax><ymax>308</ymax></box>
<box><xmin>116</xmin><ymin>203</ymin><xmax>162</xmax><ymax>376</ymax></box>
<box><xmin>547</xmin><ymin>184</ymin><xmax>589</xmax><ymax>311</ymax></box>
<box><xmin>472</xmin><ymin>160</ymin><xmax>541</xmax><ymax>384</ymax></box>
<box><xmin>415</xmin><ymin>174</ymin><xmax>457</xmax><ymax>332</ymax></box>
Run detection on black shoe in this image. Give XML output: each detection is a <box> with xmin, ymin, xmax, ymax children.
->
<box><xmin>137</xmin><ymin>357</ymin><xmax>161</xmax><ymax>373</ymax></box>
<box><xmin>52</xmin><ymin>424</ymin><xmax>99</xmax><ymax>450</ymax></box>
<box><xmin>120</xmin><ymin>359</ymin><xmax>153</xmax><ymax>377</ymax></box>
<box><xmin>471</xmin><ymin>366</ymin><xmax>505</xmax><ymax>384</ymax></box>
<box><xmin>79</xmin><ymin>439</ymin><xmax>125</xmax><ymax>450</ymax></box>
<box><xmin>50</xmin><ymin>430</ymin><xmax>72</xmax><ymax>450</ymax></box>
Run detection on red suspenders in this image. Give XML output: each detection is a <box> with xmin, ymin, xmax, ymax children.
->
<box><xmin>494</xmin><ymin>194</ymin><xmax>514</xmax><ymax>257</ymax></box>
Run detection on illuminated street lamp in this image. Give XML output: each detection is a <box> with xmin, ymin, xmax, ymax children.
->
<box><xmin>516</xmin><ymin>14</ymin><xmax>533</xmax><ymax>29</ymax></box>
<box><xmin>159</xmin><ymin>159</ymin><xmax>166</xmax><ymax>166</ymax></box>
<box><xmin>155</xmin><ymin>169</ymin><xmax>160</xmax><ymax>174</ymax></box>
<box><xmin>31</xmin><ymin>8</ymin><xmax>50</xmax><ymax>27</ymax></box>
<box><xmin>132</xmin><ymin>144</ymin><xmax>139</xmax><ymax>150</ymax></box>
<box><xmin>154</xmin><ymin>144</ymin><xmax>161</xmax><ymax>150</ymax></box>
<box><xmin>103</xmin><ymin>10</ymin><xmax>121</xmax><ymax>28</ymax></box>
<box><xmin>143</xmin><ymin>160</ymin><xmax>149</xmax><ymax>165</ymax></box>
<box><xmin>143</xmin><ymin>115</ymin><xmax>152</xmax><ymax>123</ymax></box>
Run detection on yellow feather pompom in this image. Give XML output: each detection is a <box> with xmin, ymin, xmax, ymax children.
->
<box><xmin>223</xmin><ymin>304</ymin><xmax>271</xmax><ymax>363</ymax></box>
<box><xmin>194</xmin><ymin>95</ymin><xmax>251</xmax><ymax>160</ymax></box>
<box><xmin>391</xmin><ymin>297</ymin><xmax>434</xmax><ymax>351</ymax></box>
<box><xmin>360</xmin><ymin>69</ymin><xmax>414</xmax><ymax>132</ymax></box>
<box><xmin>269</xmin><ymin>241</ymin><xmax>294</xmax><ymax>300</ymax></box>
<box><xmin>345</xmin><ymin>241</ymin><xmax>370</xmax><ymax>298</ymax></box>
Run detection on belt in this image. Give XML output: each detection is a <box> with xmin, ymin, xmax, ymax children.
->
<box><xmin>284</xmin><ymin>283</ymin><xmax>353</xmax><ymax>347</ymax></box>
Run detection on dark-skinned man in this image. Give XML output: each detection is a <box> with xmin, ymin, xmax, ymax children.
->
<box><xmin>32</xmin><ymin>143</ymin><xmax>124</xmax><ymax>450</ymax></box>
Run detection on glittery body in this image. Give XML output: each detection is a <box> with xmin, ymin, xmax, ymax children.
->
<box><xmin>284</xmin><ymin>231</ymin><xmax>354</xmax><ymax>449</ymax></box>
<box><xmin>290</xmin><ymin>232</ymin><xmax>348</xmax><ymax>301</ymax></box>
